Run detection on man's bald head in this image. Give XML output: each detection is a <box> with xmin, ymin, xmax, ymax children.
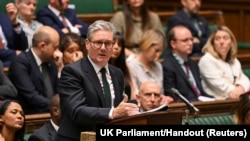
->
<box><xmin>32</xmin><ymin>26</ymin><xmax>59</xmax><ymax>48</ymax></box>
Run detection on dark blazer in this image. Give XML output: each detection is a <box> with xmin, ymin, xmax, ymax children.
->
<box><xmin>36</xmin><ymin>6</ymin><xmax>88</xmax><ymax>38</ymax></box>
<box><xmin>0</xmin><ymin>13</ymin><xmax>28</xmax><ymax>67</ymax></box>
<box><xmin>56</xmin><ymin>57</ymin><xmax>124</xmax><ymax>141</ymax></box>
<box><xmin>166</xmin><ymin>9</ymin><xmax>211</xmax><ymax>56</ymax></box>
<box><xmin>8</xmin><ymin>50</ymin><xmax>58</xmax><ymax>114</ymax></box>
<box><xmin>162</xmin><ymin>53</ymin><xmax>211</xmax><ymax>102</ymax></box>
<box><xmin>28</xmin><ymin>121</ymin><xmax>57</xmax><ymax>141</ymax></box>
<box><xmin>0</xmin><ymin>60</ymin><xmax>17</xmax><ymax>100</ymax></box>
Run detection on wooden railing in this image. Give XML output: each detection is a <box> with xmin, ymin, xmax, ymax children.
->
<box><xmin>25</xmin><ymin>99</ymin><xmax>239</xmax><ymax>134</ymax></box>
<box><xmin>168</xmin><ymin>99</ymin><xmax>239</xmax><ymax>116</ymax></box>
<box><xmin>25</xmin><ymin>113</ymin><xmax>50</xmax><ymax>134</ymax></box>
<box><xmin>77</xmin><ymin>10</ymin><xmax>224</xmax><ymax>26</ymax></box>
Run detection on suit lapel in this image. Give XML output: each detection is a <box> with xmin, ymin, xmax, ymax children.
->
<box><xmin>47</xmin><ymin>122</ymin><xmax>57</xmax><ymax>141</ymax></box>
<box><xmin>170</xmin><ymin>55</ymin><xmax>193</xmax><ymax>87</ymax></box>
<box><xmin>109</xmin><ymin>66</ymin><xmax>120</xmax><ymax>106</ymax></box>
<box><xmin>84</xmin><ymin>58</ymin><xmax>106</xmax><ymax>106</ymax></box>
<box><xmin>46</xmin><ymin>6</ymin><xmax>65</xmax><ymax>27</ymax></box>
<box><xmin>188</xmin><ymin>59</ymin><xmax>201</xmax><ymax>88</ymax></box>
<box><xmin>180</xmin><ymin>9</ymin><xmax>199</xmax><ymax>35</ymax></box>
<box><xmin>27</xmin><ymin>51</ymin><xmax>44</xmax><ymax>81</ymax></box>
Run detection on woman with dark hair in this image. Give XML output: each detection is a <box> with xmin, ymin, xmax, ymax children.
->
<box><xmin>0</xmin><ymin>100</ymin><xmax>25</xmax><ymax>141</ymax></box>
<box><xmin>109</xmin><ymin>32</ymin><xmax>138</xmax><ymax>99</ymax></box>
<box><xmin>110</xmin><ymin>0</ymin><xmax>164</xmax><ymax>58</ymax></box>
<box><xmin>234</xmin><ymin>92</ymin><xmax>250</xmax><ymax>125</ymax></box>
<box><xmin>54</xmin><ymin>32</ymin><xmax>87</xmax><ymax>77</ymax></box>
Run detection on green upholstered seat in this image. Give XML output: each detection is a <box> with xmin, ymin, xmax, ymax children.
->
<box><xmin>182</xmin><ymin>114</ymin><xmax>234</xmax><ymax>125</ymax></box>
<box><xmin>238</xmin><ymin>42</ymin><xmax>250</xmax><ymax>49</ymax></box>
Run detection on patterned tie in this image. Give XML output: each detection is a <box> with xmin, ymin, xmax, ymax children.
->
<box><xmin>41</xmin><ymin>63</ymin><xmax>53</xmax><ymax>99</ymax></box>
<box><xmin>100</xmin><ymin>68</ymin><xmax>111</xmax><ymax>107</ymax></box>
<box><xmin>183</xmin><ymin>61</ymin><xmax>201</xmax><ymax>97</ymax></box>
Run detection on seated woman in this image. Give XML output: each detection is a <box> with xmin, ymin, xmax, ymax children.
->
<box><xmin>198</xmin><ymin>26</ymin><xmax>250</xmax><ymax>100</ymax></box>
<box><xmin>127</xmin><ymin>29</ymin><xmax>173</xmax><ymax>104</ymax></box>
<box><xmin>109</xmin><ymin>32</ymin><xmax>138</xmax><ymax>99</ymax></box>
<box><xmin>234</xmin><ymin>91</ymin><xmax>250</xmax><ymax>125</ymax></box>
<box><xmin>110</xmin><ymin>0</ymin><xmax>164</xmax><ymax>58</ymax></box>
<box><xmin>0</xmin><ymin>100</ymin><xmax>25</xmax><ymax>141</ymax></box>
<box><xmin>55</xmin><ymin>33</ymin><xmax>87</xmax><ymax>77</ymax></box>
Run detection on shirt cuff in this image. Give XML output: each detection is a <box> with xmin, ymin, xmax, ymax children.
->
<box><xmin>108</xmin><ymin>107</ymin><xmax>114</xmax><ymax>120</ymax></box>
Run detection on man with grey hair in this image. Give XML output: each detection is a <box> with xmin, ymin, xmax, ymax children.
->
<box><xmin>55</xmin><ymin>20</ymin><xmax>139</xmax><ymax>141</ymax></box>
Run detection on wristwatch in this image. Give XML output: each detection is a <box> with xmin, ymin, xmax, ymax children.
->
<box><xmin>13</xmin><ymin>22</ymin><xmax>20</xmax><ymax>28</ymax></box>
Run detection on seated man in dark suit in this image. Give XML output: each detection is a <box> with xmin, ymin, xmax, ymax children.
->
<box><xmin>8</xmin><ymin>26</ymin><xmax>59</xmax><ymax>114</ymax></box>
<box><xmin>0</xmin><ymin>5</ymin><xmax>28</xmax><ymax>67</ymax></box>
<box><xmin>36</xmin><ymin>0</ymin><xmax>88</xmax><ymax>38</ymax></box>
<box><xmin>28</xmin><ymin>94</ymin><xmax>60</xmax><ymax>141</ymax></box>
<box><xmin>166</xmin><ymin>0</ymin><xmax>211</xmax><ymax>56</ymax></box>
<box><xmin>163</xmin><ymin>24</ymin><xmax>213</xmax><ymax>102</ymax></box>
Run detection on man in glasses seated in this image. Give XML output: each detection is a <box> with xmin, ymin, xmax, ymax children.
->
<box><xmin>162</xmin><ymin>24</ymin><xmax>213</xmax><ymax>102</ymax></box>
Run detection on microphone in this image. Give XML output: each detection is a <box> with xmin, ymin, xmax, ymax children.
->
<box><xmin>171</xmin><ymin>88</ymin><xmax>199</xmax><ymax>113</ymax></box>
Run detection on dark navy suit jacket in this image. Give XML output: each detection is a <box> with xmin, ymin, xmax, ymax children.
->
<box><xmin>36</xmin><ymin>6</ymin><xmax>88</xmax><ymax>38</ymax></box>
<box><xmin>162</xmin><ymin>53</ymin><xmax>212</xmax><ymax>102</ymax></box>
<box><xmin>55</xmin><ymin>57</ymin><xmax>124</xmax><ymax>141</ymax></box>
<box><xmin>8</xmin><ymin>50</ymin><xmax>58</xmax><ymax>114</ymax></box>
<box><xmin>0</xmin><ymin>13</ymin><xmax>28</xmax><ymax>67</ymax></box>
<box><xmin>166</xmin><ymin>9</ymin><xmax>211</xmax><ymax>56</ymax></box>
<box><xmin>28</xmin><ymin>121</ymin><xmax>57</xmax><ymax>141</ymax></box>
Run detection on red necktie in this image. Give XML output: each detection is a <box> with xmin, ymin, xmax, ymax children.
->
<box><xmin>0</xmin><ymin>36</ymin><xmax>3</xmax><ymax>49</ymax></box>
<box><xmin>60</xmin><ymin>13</ymin><xmax>68</xmax><ymax>27</ymax></box>
<box><xmin>184</xmin><ymin>61</ymin><xmax>201</xmax><ymax>97</ymax></box>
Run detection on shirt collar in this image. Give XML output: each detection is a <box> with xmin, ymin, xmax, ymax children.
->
<box><xmin>48</xmin><ymin>4</ymin><xmax>61</xmax><ymax>17</ymax></box>
<box><xmin>50</xmin><ymin>119</ymin><xmax>59</xmax><ymax>132</ymax></box>
<box><xmin>31</xmin><ymin>48</ymin><xmax>43</xmax><ymax>67</ymax></box>
<box><xmin>87</xmin><ymin>55</ymin><xmax>109</xmax><ymax>75</ymax></box>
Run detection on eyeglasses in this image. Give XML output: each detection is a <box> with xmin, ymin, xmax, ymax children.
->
<box><xmin>174</xmin><ymin>37</ymin><xmax>194</xmax><ymax>43</ymax></box>
<box><xmin>89</xmin><ymin>40</ymin><xmax>114</xmax><ymax>49</ymax></box>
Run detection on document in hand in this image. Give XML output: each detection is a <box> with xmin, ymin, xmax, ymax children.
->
<box><xmin>140</xmin><ymin>104</ymin><xmax>168</xmax><ymax>114</ymax></box>
<box><xmin>198</xmin><ymin>96</ymin><xmax>216</xmax><ymax>101</ymax></box>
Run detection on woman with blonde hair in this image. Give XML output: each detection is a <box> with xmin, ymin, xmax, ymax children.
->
<box><xmin>198</xmin><ymin>26</ymin><xmax>250</xmax><ymax>100</ymax></box>
<box><xmin>127</xmin><ymin>29</ymin><xmax>173</xmax><ymax>104</ymax></box>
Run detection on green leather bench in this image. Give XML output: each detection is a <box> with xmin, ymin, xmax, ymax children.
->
<box><xmin>182</xmin><ymin>114</ymin><xmax>234</xmax><ymax>125</ymax></box>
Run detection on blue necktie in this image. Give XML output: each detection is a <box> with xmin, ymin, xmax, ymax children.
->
<box><xmin>100</xmin><ymin>68</ymin><xmax>111</xmax><ymax>107</ymax></box>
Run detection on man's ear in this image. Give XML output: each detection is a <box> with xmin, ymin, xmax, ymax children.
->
<box><xmin>170</xmin><ymin>40</ymin><xmax>176</xmax><ymax>49</ymax></box>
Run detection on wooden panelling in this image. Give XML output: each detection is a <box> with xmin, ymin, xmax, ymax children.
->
<box><xmin>25</xmin><ymin>113</ymin><xmax>50</xmax><ymax>134</ymax></box>
<box><xmin>113</xmin><ymin>0</ymin><xmax>250</xmax><ymax>42</ymax></box>
<box><xmin>77</xmin><ymin>10</ymin><xmax>224</xmax><ymax>27</ymax></box>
